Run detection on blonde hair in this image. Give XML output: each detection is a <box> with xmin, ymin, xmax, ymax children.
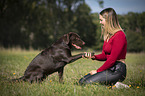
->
<box><xmin>100</xmin><ymin>8</ymin><xmax>123</xmax><ymax>41</ymax></box>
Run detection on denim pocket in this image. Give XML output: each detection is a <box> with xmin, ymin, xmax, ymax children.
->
<box><xmin>108</xmin><ymin>61</ymin><xmax>125</xmax><ymax>72</ymax></box>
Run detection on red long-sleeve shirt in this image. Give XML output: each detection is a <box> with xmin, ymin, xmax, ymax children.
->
<box><xmin>94</xmin><ymin>31</ymin><xmax>127</xmax><ymax>72</ymax></box>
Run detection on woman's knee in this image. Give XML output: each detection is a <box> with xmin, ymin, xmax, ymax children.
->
<box><xmin>79</xmin><ymin>73</ymin><xmax>92</xmax><ymax>85</ymax></box>
<box><xmin>79</xmin><ymin>78</ymin><xmax>84</xmax><ymax>85</ymax></box>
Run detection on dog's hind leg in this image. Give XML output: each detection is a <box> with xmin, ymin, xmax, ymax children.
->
<box><xmin>58</xmin><ymin>67</ymin><xmax>64</xmax><ymax>83</ymax></box>
<box><xmin>36</xmin><ymin>73</ymin><xmax>45</xmax><ymax>83</ymax></box>
<box><xmin>27</xmin><ymin>72</ymin><xmax>44</xmax><ymax>83</ymax></box>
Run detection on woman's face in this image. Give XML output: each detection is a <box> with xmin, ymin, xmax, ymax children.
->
<box><xmin>99</xmin><ymin>15</ymin><xmax>106</xmax><ymax>27</ymax></box>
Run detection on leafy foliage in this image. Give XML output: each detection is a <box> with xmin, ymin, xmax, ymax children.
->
<box><xmin>0</xmin><ymin>0</ymin><xmax>96</xmax><ymax>50</ymax></box>
<box><xmin>0</xmin><ymin>0</ymin><xmax>145</xmax><ymax>52</ymax></box>
<box><xmin>118</xmin><ymin>12</ymin><xmax>145</xmax><ymax>52</ymax></box>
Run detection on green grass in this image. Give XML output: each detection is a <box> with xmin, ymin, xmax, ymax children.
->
<box><xmin>0</xmin><ymin>49</ymin><xmax>145</xmax><ymax>96</ymax></box>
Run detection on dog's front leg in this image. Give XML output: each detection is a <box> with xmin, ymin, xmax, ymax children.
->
<box><xmin>58</xmin><ymin>67</ymin><xmax>64</xmax><ymax>83</ymax></box>
<box><xmin>62</xmin><ymin>53</ymin><xmax>85</xmax><ymax>63</ymax></box>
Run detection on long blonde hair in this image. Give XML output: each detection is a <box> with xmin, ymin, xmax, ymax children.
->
<box><xmin>100</xmin><ymin>8</ymin><xmax>123</xmax><ymax>41</ymax></box>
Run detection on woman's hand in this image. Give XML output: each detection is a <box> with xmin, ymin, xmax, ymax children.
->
<box><xmin>89</xmin><ymin>70</ymin><xmax>97</xmax><ymax>75</ymax></box>
<box><xmin>82</xmin><ymin>52</ymin><xmax>95</xmax><ymax>59</ymax></box>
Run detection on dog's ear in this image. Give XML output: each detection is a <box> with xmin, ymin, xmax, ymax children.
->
<box><xmin>69</xmin><ymin>32</ymin><xmax>80</xmax><ymax>38</ymax></box>
<box><xmin>68</xmin><ymin>32</ymin><xmax>73</xmax><ymax>34</ymax></box>
<box><xmin>63</xmin><ymin>33</ymin><xmax>70</xmax><ymax>44</ymax></box>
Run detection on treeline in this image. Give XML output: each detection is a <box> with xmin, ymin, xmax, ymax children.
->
<box><xmin>118</xmin><ymin>12</ymin><xmax>145</xmax><ymax>52</ymax></box>
<box><xmin>0</xmin><ymin>0</ymin><xmax>145</xmax><ymax>52</ymax></box>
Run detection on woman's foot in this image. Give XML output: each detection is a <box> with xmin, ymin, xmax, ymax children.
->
<box><xmin>112</xmin><ymin>82</ymin><xmax>130</xmax><ymax>89</ymax></box>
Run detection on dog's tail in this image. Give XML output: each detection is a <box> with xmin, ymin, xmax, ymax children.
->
<box><xmin>12</xmin><ymin>76</ymin><xmax>25</xmax><ymax>82</ymax></box>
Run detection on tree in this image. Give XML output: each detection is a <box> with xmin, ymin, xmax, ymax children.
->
<box><xmin>126</xmin><ymin>30</ymin><xmax>144</xmax><ymax>52</ymax></box>
<box><xmin>0</xmin><ymin>0</ymin><xmax>105</xmax><ymax>50</ymax></box>
<box><xmin>118</xmin><ymin>12</ymin><xmax>145</xmax><ymax>52</ymax></box>
<box><xmin>74</xmin><ymin>3</ymin><xmax>97</xmax><ymax>47</ymax></box>
<box><xmin>0</xmin><ymin>0</ymin><xmax>33</xmax><ymax>49</ymax></box>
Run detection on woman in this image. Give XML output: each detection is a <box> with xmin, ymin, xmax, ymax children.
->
<box><xmin>79</xmin><ymin>8</ymin><xmax>128</xmax><ymax>88</ymax></box>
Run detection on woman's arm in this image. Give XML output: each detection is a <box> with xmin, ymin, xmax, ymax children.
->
<box><xmin>93</xmin><ymin>51</ymin><xmax>107</xmax><ymax>61</ymax></box>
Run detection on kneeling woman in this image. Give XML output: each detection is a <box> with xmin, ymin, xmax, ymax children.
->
<box><xmin>79</xmin><ymin>8</ymin><xmax>127</xmax><ymax>86</ymax></box>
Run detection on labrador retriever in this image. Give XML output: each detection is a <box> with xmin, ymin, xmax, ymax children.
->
<box><xmin>13</xmin><ymin>32</ymin><xmax>85</xmax><ymax>83</ymax></box>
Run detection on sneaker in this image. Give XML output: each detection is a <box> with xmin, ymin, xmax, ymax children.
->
<box><xmin>113</xmin><ymin>82</ymin><xmax>130</xmax><ymax>89</ymax></box>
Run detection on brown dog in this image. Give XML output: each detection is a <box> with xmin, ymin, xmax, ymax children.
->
<box><xmin>13</xmin><ymin>32</ymin><xmax>85</xmax><ymax>83</ymax></box>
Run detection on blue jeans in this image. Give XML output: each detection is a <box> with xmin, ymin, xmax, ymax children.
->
<box><xmin>79</xmin><ymin>61</ymin><xmax>126</xmax><ymax>85</ymax></box>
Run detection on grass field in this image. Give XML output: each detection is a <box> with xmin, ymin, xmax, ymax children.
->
<box><xmin>0</xmin><ymin>49</ymin><xmax>145</xmax><ymax>96</ymax></box>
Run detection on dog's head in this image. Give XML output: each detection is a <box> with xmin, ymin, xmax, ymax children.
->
<box><xmin>64</xmin><ymin>32</ymin><xmax>85</xmax><ymax>49</ymax></box>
